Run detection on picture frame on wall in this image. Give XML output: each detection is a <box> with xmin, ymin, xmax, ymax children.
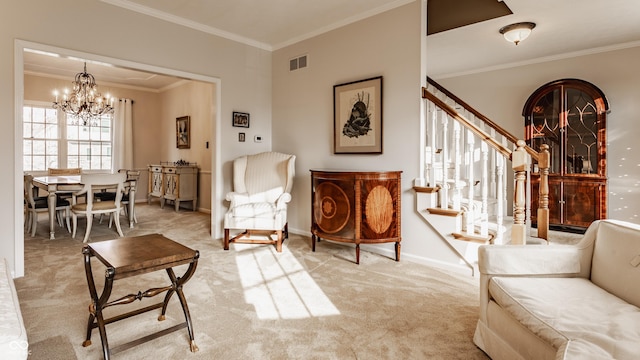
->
<box><xmin>333</xmin><ymin>76</ymin><xmax>383</xmax><ymax>154</ymax></box>
<box><xmin>176</xmin><ymin>115</ymin><xmax>190</xmax><ymax>149</ymax></box>
<box><xmin>232</xmin><ymin>111</ymin><xmax>250</xmax><ymax>128</ymax></box>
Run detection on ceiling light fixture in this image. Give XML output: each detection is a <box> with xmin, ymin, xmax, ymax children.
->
<box><xmin>52</xmin><ymin>62</ymin><xmax>114</xmax><ymax>126</ymax></box>
<box><xmin>499</xmin><ymin>22</ymin><xmax>536</xmax><ymax>45</ymax></box>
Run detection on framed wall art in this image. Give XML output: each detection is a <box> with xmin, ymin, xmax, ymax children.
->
<box><xmin>333</xmin><ymin>76</ymin><xmax>383</xmax><ymax>154</ymax></box>
<box><xmin>176</xmin><ymin>115</ymin><xmax>190</xmax><ymax>149</ymax></box>
<box><xmin>232</xmin><ymin>111</ymin><xmax>250</xmax><ymax>128</ymax></box>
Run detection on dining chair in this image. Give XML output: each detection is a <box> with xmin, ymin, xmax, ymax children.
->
<box><xmin>95</xmin><ymin>169</ymin><xmax>140</xmax><ymax>225</ymax></box>
<box><xmin>24</xmin><ymin>174</ymin><xmax>71</xmax><ymax>237</ymax></box>
<box><xmin>122</xmin><ymin>170</ymin><xmax>140</xmax><ymax>224</ymax></box>
<box><xmin>48</xmin><ymin>167</ymin><xmax>82</xmax><ymax>175</ymax></box>
<box><xmin>48</xmin><ymin>167</ymin><xmax>83</xmax><ymax>202</ymax></box>
<box><xmin>71</xmin><ymin>172</ymin><xmax>127</xmax><ymax>243</ymax></box>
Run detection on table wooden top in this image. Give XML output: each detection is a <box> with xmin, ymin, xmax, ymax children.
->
<box><xmin>85</xmin><ymin>234</ymin><xmax>198</xmax><ymax>279</ymax></box>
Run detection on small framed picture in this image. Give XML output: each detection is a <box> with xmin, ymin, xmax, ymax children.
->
<box><xmin>232</xmin><ymin>111</ymin><xmax>250</xmax><ymax>128</ymax></box>
<box><xmin>239</xmin><ymin>132</ymin><xmax>245</xmax><ymax>142</ymax></box>
<box><xmin>176</xmin><ymin>115</ymin><xmax>190</xmax><ymax>149</ymax></box>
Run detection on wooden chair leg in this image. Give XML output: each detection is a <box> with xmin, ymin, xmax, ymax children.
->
<box><xmin>276</xmin><ymin>230</ymin><xmax>283</xmax><ymax>252</ymax></box>
<box><xmin>223</xmin><ymin>229</ymin><xmax>230</xmax><ymax>250</ymax></box>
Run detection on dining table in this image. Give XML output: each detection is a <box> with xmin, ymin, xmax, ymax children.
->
<box><xmin>31</xmin><ymin>175</ymin><xmax>137</xmax><ymax>240</ymax></box>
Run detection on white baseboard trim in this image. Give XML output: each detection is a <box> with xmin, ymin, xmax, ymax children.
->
<box><xmin>289</xmin><ymin>227</ymin><xmax>475</xmax><ymax>276</ymax></box>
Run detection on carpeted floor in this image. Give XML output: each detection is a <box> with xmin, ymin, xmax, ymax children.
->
<box><xmin>15</xmin><ymin>204</ymin><xmax>578</xmax><ymax>359</ymax></box>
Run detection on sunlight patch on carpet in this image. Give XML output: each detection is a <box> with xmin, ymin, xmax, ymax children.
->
<box><xmin>235</xmin><ymin>245</ymin><xmax>340</xmax><ymax>320</ymax></box>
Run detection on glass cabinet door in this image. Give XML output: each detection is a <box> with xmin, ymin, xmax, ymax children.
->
<box><xmin>565</xmin><ymin>88</ymin><xmax>599</xmax><ymax>175</ymax></box>
<box><xmin>528</xmin><ymin>88</ymin><xmax>561</xmax><ymax>174</ymax></box>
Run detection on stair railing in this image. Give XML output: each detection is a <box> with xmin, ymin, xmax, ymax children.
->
<box><xmin>422</xmin><ymin>77</ymin><xmax>550</xmax><ymax>244</ymax></box>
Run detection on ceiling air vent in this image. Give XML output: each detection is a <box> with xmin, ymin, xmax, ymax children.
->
<box><xmin>289</xmin><ymin>55</ymin><xmax>308</xmax><ymax>71</ymax></box>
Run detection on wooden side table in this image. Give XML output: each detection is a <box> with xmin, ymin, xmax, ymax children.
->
<box><xmin>310</xmin><ymin>170</ymin><xmax>402</xmax><ymax>264</ymax></box>
<box><xmin>82</xmin><ymin>234</ymin><xmax>200</xmax><ymax>359</ymax></box>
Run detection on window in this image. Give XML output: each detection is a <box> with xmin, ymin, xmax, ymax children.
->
<box><xmin>23</xmin><ymin>102</ymin><xmax>113</xmax><ymax>172</ymax></box>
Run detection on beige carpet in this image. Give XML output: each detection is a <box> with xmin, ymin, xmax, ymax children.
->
<box><xmin>17</xmin><ymin>204</ymin><xmax>543</xmax><ymax>359</ymax></box>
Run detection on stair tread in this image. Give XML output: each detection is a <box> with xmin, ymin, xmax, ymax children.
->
<box><xmin>452</xmin><ymin>232</ymin><xmax>493</xmax><ymax>244</ymax></box>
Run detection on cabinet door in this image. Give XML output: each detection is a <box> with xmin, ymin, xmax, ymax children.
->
<box><xmin>530</xmin><ymin>177</ymin><xmax>561</xmax><ymax>226</ymax></box>
<box><xmin>312</xmin><ymin>175</ymin><xmax>355</xmax><ymax>239</ymax></box>
<box><xmin>150</xmin><ymin>171</ymin><xmax>163</xmax><ymax>196</ymax></box>
<box><xmin>528</xmin><ymin>88</ymin><xmax>562</xmax><ymax>174</ymax></box>
<box><xmin>164</xmin><ymin>173</ymin><xmax>178</xmax><ymax>198</ymax></box>
<box><xmin>360</xmin><ymin>178</ymin><xmax>400</xmax><ymax>240</ymax></box>
<box><xmin>562</xmin><ymin>180</ymin><xmax>603</xmax><ymax>228</ymax></box>
<box><xmin>565</xmin><ymin>88</ymin><xmax>601</xmax><ymax>176</ymax></box>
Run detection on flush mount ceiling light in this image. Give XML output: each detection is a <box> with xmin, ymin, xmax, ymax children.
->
<box><xmin>499</xmin><ymin>22</ymin><xmax>536</xmax><ymax>45</ymax></box>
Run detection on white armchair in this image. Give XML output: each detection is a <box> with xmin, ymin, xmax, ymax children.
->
<box><xmin>224</xmin><ymin>152</ymin><xmax>296</xmax><ymax>252</ymax></box>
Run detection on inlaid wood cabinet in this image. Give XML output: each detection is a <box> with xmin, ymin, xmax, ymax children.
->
<box><xmin>147</xmin><ymin>164</ymin><xmax>198</xmax><ymax>211</ymax></box>
<box><xmin>310</xmin><ymin>170</ymin><xmax>402</xmax><ymax>264</ymax></box>
<box><xmin>523</xmin><ymin>79</ymin><xmax>609</xmax><ymax>231</ymax></box>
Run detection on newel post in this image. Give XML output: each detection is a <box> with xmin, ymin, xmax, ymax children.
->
<box><xmin>511</xmin><ymin>140</ymin><xmax>528</xmax><ymax>245</ymax></box>
<box><xmin>537</xmin><ymin>144</ymin><xmax>550</xmax><ymax>241</ymax></box>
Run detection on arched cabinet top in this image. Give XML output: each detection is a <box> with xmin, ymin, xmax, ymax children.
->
<box><xmin>522</xmin><ymin>78</ymin><xmax>610</xmax><ymax>117</ymax></box>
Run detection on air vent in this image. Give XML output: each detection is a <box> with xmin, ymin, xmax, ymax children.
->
<box><xmin>289</xmin><ymin>55</ymin><xmax>308</xmax><ymax>71</ymax></box>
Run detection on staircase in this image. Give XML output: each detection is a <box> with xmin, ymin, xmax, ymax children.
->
<box><xmin>416</xmin><ymin>78</ymin><xmax>550</xmax><ymax>273</ymax></box>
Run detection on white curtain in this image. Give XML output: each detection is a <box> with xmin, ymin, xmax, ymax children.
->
<box><xmin>113</xmin><ymin>99</ymin><xmax>133</xmax><ymax>171</ymax></box>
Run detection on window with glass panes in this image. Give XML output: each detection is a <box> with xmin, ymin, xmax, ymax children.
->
<box><xmin>66</xmin><ymin>114</ymin><xmax>112</xmax><ymax>170</ymax></box>
<box><xmin>23</xmin><ymin>103</ymin><xmax>113</xmax><ymax>172</ymax></box>
<box><xmin>23</xmin><ymin>105</ymin><xmax>59</xmax><ymax>171</ymax></box>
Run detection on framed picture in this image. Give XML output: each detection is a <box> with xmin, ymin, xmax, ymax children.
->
<box><xmin>232</xmin><ymin>111</ymin><xmax>250</xmax><ymax>128</ymax></box>
<box><xmin>333</xmin><ymin>76</ymin><xmax>383</xmax><ymax>154</ymax></box>
<box><xmin>239</xmin><ymin>132</ymin><xmax>245</xmax><ymax>142</ymax></box>
<box><xmin>176</xmin><ymin>116</ymin><xmax>190</xmax><ymax>149</ymax></box>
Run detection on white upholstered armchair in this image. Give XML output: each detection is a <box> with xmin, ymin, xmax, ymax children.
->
<box><xmin>224</xmin><ymin>152</ymin><xmax>296</xmax><ymax>252</ymax></box>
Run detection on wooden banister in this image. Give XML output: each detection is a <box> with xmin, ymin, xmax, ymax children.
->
<box><xmin>422</xmin><ymin>87</ymin><xmax>514</xmax><ymax>160</ymax></box>
<box><xmin>425</xmin><ymin>78</ymin><xmax>539</xmax><ymax>161</ymax></box>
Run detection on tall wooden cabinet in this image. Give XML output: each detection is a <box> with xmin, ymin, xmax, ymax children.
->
<box><xmin>310</xmin><ymin>170</ymin><xmax>402</xmax><ymax>264</ymax></box>
<box><xmin>523</xmin><ymin>79</ymin><xmax>610</xmax><ymax>231</ymax></box>
<box><xmin>147</xmin><ymin>163</ymin><xmax>198</xmax><ymax>212</ymax></box>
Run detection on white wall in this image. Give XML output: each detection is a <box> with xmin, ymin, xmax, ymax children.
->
<box><xmin>273</xmin><ymin>1</ymin><xmax>465</xmax><ymax>268</ymax></box>
<box><xmin>434</xmin><ymin>45</ymin><xmax>640</xmax><ymax>225</ymax></box>
<box><xmin>2</xmin><ymin>0</ymin><xmax>272</xmax><ymax>275</ymax></box>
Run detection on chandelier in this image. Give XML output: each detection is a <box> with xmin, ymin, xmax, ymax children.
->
<box><xmin>52</xmin><ymin>62</ymin><xmax>114</xmax><ymax>126</ymax></box>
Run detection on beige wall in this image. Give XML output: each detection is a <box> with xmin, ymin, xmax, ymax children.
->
<box><xmin>272</xmin><ymin>1</ymin><xmax>463</xmax><ymax>267</ymax></box>
<box><xmin>2</xmin><ymin>0</ymin><xmax>272</xmax><ymax>275</ymax></box>
<box><xmin>160</xmin><ymin>81</ymin><xmax>215</xmax><ymax>211</ymax></box>
<box><xmin>434</xmin><ymin>45</ymin><xmax>640</xmax><ymax>225</ymax></box>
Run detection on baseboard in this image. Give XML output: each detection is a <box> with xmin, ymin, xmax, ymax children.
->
<box><xmin>289</xmin><ymin>227</ymin><xmax>475</xmax><ymax>276</ymax></box>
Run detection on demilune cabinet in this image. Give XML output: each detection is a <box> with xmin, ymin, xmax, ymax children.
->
<box><xmin>310</xmin><ymin>170</ymin><xmax>402</xmax><ymax>264</ymax></box>
<box><xmin>523</xmin><ymin>79</ymin><xmax>609</xmax><ymax>231</ymax></box>
<box><xmin>147</xmin><ymin>164</ymin><xmax>198</xmax><ymax>211</ymax></box>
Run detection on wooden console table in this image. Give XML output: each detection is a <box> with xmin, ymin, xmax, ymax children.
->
<box><xmin>82</xmin><ymin>234</ymin><xmax>199</xmax><ymax>359</ymax></box>
<box><xmin>310</xmin><ymin>170</ymin><xmax>402</xmax><ymax>264</ymax></box>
